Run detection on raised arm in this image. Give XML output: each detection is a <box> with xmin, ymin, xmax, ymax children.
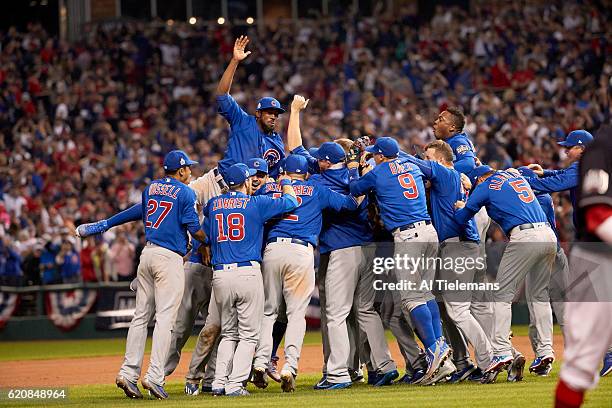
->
<box><xmin>216</xmin><ymin>36</ymin><xmax>252</xmax><ymax>95</ymax></box>
<box><xmin>287</xmin><ymin>95</ymin><xmax>309</xmax><ymax>152</ymax></box>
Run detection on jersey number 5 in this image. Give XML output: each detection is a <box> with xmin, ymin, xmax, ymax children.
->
<box><xmin>145</xmin><ymin>199</ymin><xmax>173</xmax><ymax>229</ymax></box>
<box><xmin>215</xmin><ymin>213</ymin><xmax>245</xmax><ymax>242</ymax></box>
<box><xmin>398</xmin><ymin>173</ymin><xmax>419</xmax><ymax>200</ymax></box>
<box><xmin>509</xmin><ymin>180</ymin><xmax>535</xmax><ymax>203</ymax></box>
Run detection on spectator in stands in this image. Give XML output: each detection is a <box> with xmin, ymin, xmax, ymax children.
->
<box><xmin>107</xmin><ymin>231</ymin><xmax>135</xmax><ymax>282</ymax></box>
<box><xmin>56</xmin><ymin>241</ymin><xmax>80</xmax><ymax>284</ymax></box>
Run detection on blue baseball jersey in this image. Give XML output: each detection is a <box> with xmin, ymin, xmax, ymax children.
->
<box><xmin>446</xmin><ymin>132</ymin><xmax>477</xmax><ymax>175</ymax></box>
<box><xmin>310</xmin><ymin>169</ymin><xmax>374</xmax><ymax>254</ymax></box>
<box><xmin>290</xmin><ymin>145</ymin><xmax>321</xmax><ymax>175</ymax></box>
<box><xmin>349</xmin><ymin>159</ymin><xmax>430</xmax><ymax>231</ymax></box>
<box><xmin>523</xmin><ymin>162</ymin><xmax>579</xmax><ymax>226</ymax></box>
<box><xmin>402</xmin><ymin>156</ymin><xmax>480</xmax><ymax>243</ymax></box>
<box><xmin>535</xmin><ymin>192</ymin><xmax>561</xmax><ymax>250</ymax></box>
<box><xmin>188</xmin><ymin>239</ymin><xmax>203</xmax><ymax>264</ymax></box>
<box><xmin>217</xmin><ymin>94</ymin><xmax>286</xmax><ymax>179</ymax></box>
<box><xmin>142</xmin><ymin>177</ymin><xmax>201</xmax><ymax>256</ymax></box>
<box><xmin>256</xmin><ymin>180</ymin><xmax>357</xmax><ymax>246</ymax></box>
<box><xmin>203</xmin><ymin>191</ymin><xmax>298</xmax><ymax>266</ymax></box>
<box><xmin>455</xmin><ymin>171</ymin><xmax>547</xmax><ymax>236</ymax></box>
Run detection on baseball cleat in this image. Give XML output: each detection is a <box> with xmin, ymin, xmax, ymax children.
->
<box><xmin>485</xmin><ymin>355</ymin><xmax>513</xmax><ymax>374</ymax></box>
<box><xmin>76</xmin><ymin>219</ymin><xmax>108</xmax><ymax>238</ymax></box>
<box><xmin>251</xmin><ymin>367</ymin><xmax>269</xmax><ymax>389</ymax></box>
<box><xmin>367</xmin><ymin>371</ymin><xmax>379</xmax><ymax>385</ymax></box>
<box><xmin>350</xmin><ymin>367</ymin><xmax>365</xmax><ymax>383</ymax></box>
<box><xmin>448</xmin><ymin>364</ymin><xmax>476</xmax><ymax>384</ymax></box>
<box><xmin>211</xmin><ymin>388</ymin><xmax>225</xmax><ymax>396</ymax></box>
<box><xmin>423</xmin><ymin>339</ymin><xmax>451</xmax><ymax>384</ymax></box>
<box><xmin>184</xmin><ymin>381</ymin><xmax>200</xmax><ymax>395</ymax></box>
<box><xmin>405</xmin><ymin>369</ymin><xmax>427</xmax><ymax>384</ymax></box>
<box><xmin>115</xmin><ymin>375</ymin><xmax>143</xmax><ymax>399</ymax></box>
<box><xmin>201</xmin><ymin>384</ymin><xmax>213</xmax><ymax>393</ymax></box>
<box><xmin>529</xmin><ymin>355</ymin><xmax>554</xmax><ymax>374</ymax></box>
<box><xmin>373</xmin><ymin>369</ymin><xmax>399</xmax><ymax>386</ymax></box>
<box><xmin>313</xmin><ymin>380</ymin><xmax>352</xmax><ymax>390</ymax></box>
<box><xmin>141</xmin><ymin>378</ymin><xmax>168</xmax><ymax>400</ymax></box>
<box><xmin>266</xmin><ymin>356</ymin><xmax>281</xmax><ymax>383</ymax></box>
<box><xmin>467</xmin><ymin>368</ymin><xmax>484</xmax><ymax>382</ymax></box>
<box><xmin>507</xmin><ymin>354</ymin><xmax>526</xmax><ymax>382</ymax></box>
<box><xmin>280</xmin><ymin>370</ymin><xmax>296</xmax><ymax>392</ymax></box>
<box><xmin>480</xmin><ymin>369</ymin><xmax>501</xmax><ymax>384</ymax></box>
<box><xmin>226</xmin><ymin>388</ymin><xmax>250</xmax><ymax>397</ymax></box>
<box><xmin>600</xmin><ymin>351</ymin><xmax>612</xmax><ymax>377</ymax></box>
<box><xmin>422</xmin><ymin>360</ymin><xmax>456</xmax><ymax>386</ymax></box>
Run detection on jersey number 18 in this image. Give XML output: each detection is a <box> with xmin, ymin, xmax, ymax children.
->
<box><xmin>215</xmin><ymin>213</ymin><xmax>245</xmax><ymax>241</ymax></box>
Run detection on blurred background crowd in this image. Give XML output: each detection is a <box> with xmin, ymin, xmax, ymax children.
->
<box><xmin>0</xmin><ymin>1</ymin><xmax>609</xmax><ymax>285</ymax></box>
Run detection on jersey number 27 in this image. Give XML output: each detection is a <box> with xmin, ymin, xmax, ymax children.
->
<box><xmin>145</xmin><ymin>199</ymin><xmax>173</xmax><ymax>229</ymax></box>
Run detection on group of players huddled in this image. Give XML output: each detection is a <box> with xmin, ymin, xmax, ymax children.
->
<box><xmin>75</xmin><ymin>37</ymin><xmax>612</xmax><ymax>406</ymax></box>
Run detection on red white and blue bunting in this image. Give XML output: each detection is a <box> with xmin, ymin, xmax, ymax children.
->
<box><xmin>45</xmin><ymin>289</ymin><xmax>97</xmax><ymax>331</ymax></box>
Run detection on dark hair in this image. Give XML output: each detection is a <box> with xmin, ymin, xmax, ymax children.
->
<box><xmin>425</xmin><ymin>140</ymin><xmax>454</xmax><ymax>163</ymax></box>
<box><xmin>446</xmin><ymin>106</ymin><xmax>465</xmax><ymax>133</ymax></box>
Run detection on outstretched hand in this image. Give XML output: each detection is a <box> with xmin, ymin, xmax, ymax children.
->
<box><xmin>233</xmin><ymin>36</ymin><xmax>252</xmax><ymax>62</ymax></box>
<box><xmin>291</xmin><ymin>95</ymin><xmax>309</xmax><ymax>112</ymax></box>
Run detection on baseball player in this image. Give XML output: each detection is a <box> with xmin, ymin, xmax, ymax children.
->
<box><xmin>115</xmin><ymin>150</ymin><xmax>206</xmax><ymax>400</ymax></box>
<box><xmin>252</xmin><ymin>154</ymin><xmax>359</xmax><ymax>392</ymax></box>
<box><xmin>348</xmin><ymin>136</ymin><xmax>450</xmax><ymax>385</ymax></box>
<box><xmin>287</xmin><ymin>100</ymin><xmax>405</xmax><ymax>387</ymax></box>
<box><xmin>401</xmin><ymin>140</ymin><xmax>492</xmax><ymax>383</ymax></box>
<box><xmin>433</xmin><ymin>107</ymin><xmax>495</xmax><ymax>370</ymax></box>
<box><xmin>204</xmin><ymin>163</ymin><xmax>298</xmax><ymax>397</ymax></box>
<box><xmin>515</xmin><ymin>166</ymin><xmax>569</xmax><ymax>377</ymax></box>
<box><xmin>454</xmin><ymin>165</ymin><xmax>557</xmax><ymax>383</ymax></box>
<box><xmin>555</xmin><ymin>125</ymin><xmax>612</xmax><ymax>408</ymax></box>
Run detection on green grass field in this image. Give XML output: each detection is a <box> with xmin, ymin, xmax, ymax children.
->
<box><xmin>0</xmin><ymin>326</ymin><xmax>610</xmax><ymax>408</ymax></box>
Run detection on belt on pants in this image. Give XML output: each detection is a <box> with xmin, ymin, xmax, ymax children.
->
<box><xmin>443</xmin><ymin>236</ymin><xmax>479</xmax><ymax>243</ymax></box>
<box><xmin>510</xmin><ymin>222</ymin><xmax>550</xmax><ymax>236</ymax></box>
<box><xmin>213</xmin><ymin>261</ymin><xmax>259</xmax><ymax>272</ymax></box>
<box><xmin>266</xmin><ymin>237</ymin><xmax>312</xmax><ymax>248</ymax></box>
<box><xmin>395</xmin><ymin>220</ymin><xmax>431</xmax><ymax>233</ymax></box>
<box><xmin>213</xmin><ymin>167</ymin><xmax>229</xmax><ymax>192</ymax></box>
<box><xmin>146</xmin><ymin>241</ymin><xmax>184</xmax><ymax>257</ymax></box>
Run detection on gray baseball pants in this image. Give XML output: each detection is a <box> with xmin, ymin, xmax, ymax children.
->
<box><xmin>118</xmin><ymin>243</ymin><xmax>184</xmax><ymax>386</ymax></box>
<box><xmin>254</xmin><ymin>241</ymin><xmax>315</xmax><ymax>376</ymax></box>
<box><xmin>491</xmin><ymin>225</ymin><xmax>557</xmax><ymax>357</ymax></box>
<box><xmin>186</xmin><ymin>289</ymin><xmax>221</xmax><ymax>386</ymax></box>
<box><xmin>211</xmin><ymin>264</ymin><xmax>264</xmax><ymax>394</ymax></box>
<box><xmin>325</xmin><ymin>245</ymin><xmax>397</xmax><ymax>383</ymax></box>
<box><xmin>164</xmin><ymin>262</ymin><xmax>213</xmax><ymax>377</ymax></box>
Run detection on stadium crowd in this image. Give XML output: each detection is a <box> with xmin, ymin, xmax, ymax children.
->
<box><xmin>0</xmin><ymin>1</ymin><xmax>609</xmax><ymax>285</ymax></box>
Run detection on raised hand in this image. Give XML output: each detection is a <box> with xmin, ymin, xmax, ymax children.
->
<box><xmin>291</xmin><ymin>95</ymin><xmax>309</xmax><ymax>112</ymax></box>
<box><xmin>233</xmin><ymin>36</ymin><xmax>252</xmax><ymax>62</ymax></box>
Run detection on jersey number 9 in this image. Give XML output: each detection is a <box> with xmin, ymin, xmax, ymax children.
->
<box><xmin>398</xmin><ymin>173</ymin><xmax>419</xmax><ymax>200</ymax></box>
<box><xmin>215</xmin><ymin>213</ymin><xmax>245</xmax><ymax>242</ymax></box>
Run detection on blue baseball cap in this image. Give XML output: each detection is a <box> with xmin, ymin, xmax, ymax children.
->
<box><xmin>517</xmin><ymin>166</ymin><xmax>537</xmax><ymax>178</ymax></box>
<box><xmin>246</xmin><ymin>158</ymin><xmax>269</xmax><ymax>174</ymax></box>
<box><xmin>468</xmin><ymin>165</ymin><xmax>494</xmax><ymax>183</ymax></box>
<box><xmin>163</xmin><ymin>150</ymin><xmax>198</xmax><ymax>171</ymax></box>
<box><xmin>366</xmin><ymin>137</ymin><xmax>399</xmax><ymax>158</ymax></box>
<box><xmin>281</xmin><ymin>154</ymin><xmax>308</xmax><ymax>174</ymax></box>
<box><xmin>225</xmin><ymin>163</ymin><xmax>256</xmax><ymax>186</ymax></box>
<box><xmin>558</xmin><ymin>130</ymin><xmax>593</xmax><ymax>147</ymax></box>
<box><xmin>310</xmin><ymin>142</ymin><xmax>345</xmax><ymax>164</ymax></box>
<box><xmin>256</xmin><ymin>97</ymin><xmax>285</xmax><ymax>114</ymax></box>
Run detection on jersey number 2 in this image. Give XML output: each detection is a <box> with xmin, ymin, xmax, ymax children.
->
<box><xmin>272</xmin><ymin>193</ymin><xmax>302</xmax><ymax>221</ymax></box>
<box><xmin>215</xmin><ymin>213</ymin><xmax>245</xmax><ymax>242</ymax></box>
<box><xmin>398</xmin><ymin>173</ymin><xmax>419</xmax><ymax>200</ymax></box>
<box><xmin>509</xmin><ymin>180</ymin><xmax>535</xmax><ymax>203</ymax></box>
<box><xmin>145</xmin><ymin>200</ymin><xmax>173</xmax><ymax>229</ymax></box>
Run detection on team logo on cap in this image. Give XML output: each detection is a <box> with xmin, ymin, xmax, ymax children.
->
<box><xmin>245</xmin><ymin>170</ymin><xmax>249</xmax><ymax>177</ymax></box>
<box><xmin>263</xmin><ymin>148</ymin><xmax>281</xmax><ymax>167</ymax></box>
<box><xmin>180</xmin><ymin>157</ymin><xmax>186</xmax><ymax>166</ymax></box>
<box><xmin>271</xmin><ymin>100</ymin><xmax>278</xmax><ymax>107</ymax></box>
<box><xmin>253</xmin><ymin>161</ymin><xmax>260</xmax><ymax>168</ymax></box>
<box><xmin>257</xmin><ymin>102</ymin><xmax>261</xmax><ymax>109</ymax></box>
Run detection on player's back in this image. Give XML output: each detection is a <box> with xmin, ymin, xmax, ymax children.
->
<box><xmin>142</xmin><ymin>177</ymin><xmax>196</xmax><ymax>256</ymax></box>
<box><xmin>482</xmin><ymin>172</ymin><xmax>547</xmax><ymax>233</ymax></box>
<box><xmin>372</xmin><ymin>159</ymin><xmax>430</xmax><ymax>230</ymax></box>
<box><xmin>259</xmin><ymin>180</ymin><xmax>325</xmax><ymax>246</ymax></box>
